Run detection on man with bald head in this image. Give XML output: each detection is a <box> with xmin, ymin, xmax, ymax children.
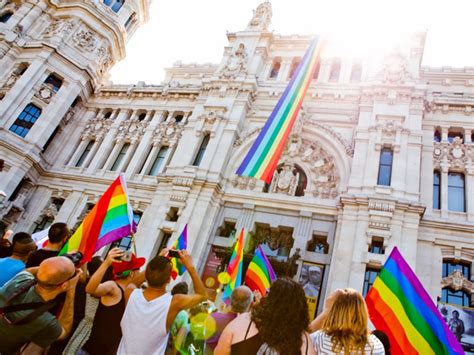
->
<box><xmin>0</xmin><ymin>256</ymin><xmax>81</xmax><ymax>354</ymax></box>
<box><xmin>206</xmin><ymin>285</ymin><xmax>254</xmax><ymax>351</ymax></box>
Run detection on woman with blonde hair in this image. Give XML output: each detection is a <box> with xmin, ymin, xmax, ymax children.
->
<box><xmin>311</xmin><ymin>288</ymin><xmax>385</xmax><ymax>355</ymax></box>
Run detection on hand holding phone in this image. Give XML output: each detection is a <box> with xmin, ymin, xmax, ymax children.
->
<box><xmin>167</xmin><ymin>249</ymin><xmax>180</xmax><ymax>258</ymax></box>
<box><xmin>120</xmin><ymin>250</ymin><xmax>132</xmax><ymax>262</ymax></box>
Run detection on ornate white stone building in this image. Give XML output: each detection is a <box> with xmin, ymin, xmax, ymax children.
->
<box><xmin>1</xmin><ymin>0</ymin><xmax>473</xmax><ymax>315</ymax></box>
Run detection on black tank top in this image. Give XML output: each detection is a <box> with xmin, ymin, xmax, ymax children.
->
<box><xmin>231</xmin><ymin>320</ymin><xmax>263</xmax><ymax>355</ymax></box>
<box><xmin>83</xmin><ymin>283</ymin><xmax>125</xmax><ymax>355</ymax></box>
<box><xmin>231</xmin><ymin>320</ymin><xmax>310</xmax><ymax>355</ymax></box>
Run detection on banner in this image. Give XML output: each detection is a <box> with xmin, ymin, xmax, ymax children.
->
<box><xmin>298</xmin><ymin>261</ymin><xmax>324</xmax><ymax>321</ymax></box>
<box><xmin>438</xmin><ymin>302</ymin><xmax>474</xmax><ymax>353</ymax></box>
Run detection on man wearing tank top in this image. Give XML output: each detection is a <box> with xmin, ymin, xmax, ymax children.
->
<box><xmin>117</xmin><ymin>249</ymin><xmax>208</xmax><ymax>355</ymax></box>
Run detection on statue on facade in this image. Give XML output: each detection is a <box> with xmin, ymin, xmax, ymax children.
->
<box><xmin>271</xmin><ymin>163</ymin><xmax>299</xmax><ymax>196</ymax></box>
<box><xmin>219</xmin><ymin>43</ymin><xmax>248</xmax><ymax>79</ymax></box>
<box><xmin>380</xmin><ymin>48</ymin><xmax>411</xmax><ymax>84</ymax></box>
<box><xmin>247</xmin><ymin>1</ymin><xmax>272</xmax><ymax>31</ymax></box>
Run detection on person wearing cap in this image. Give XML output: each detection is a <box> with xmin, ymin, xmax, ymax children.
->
<box><xmin>81</xmin><ymin>248</ymin><xmax>146</xmax><ymax>355</ymax></box>
<box><xmin>0</xmin><ymin>232</ymin><xmax>37</xmax><ymax>287</ymax></box>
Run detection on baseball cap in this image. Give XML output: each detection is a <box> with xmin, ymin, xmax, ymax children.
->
<box><xmin>112</xmin><ymin>253</ymin><xmax>146</xmax><ymax>276</ymax></box>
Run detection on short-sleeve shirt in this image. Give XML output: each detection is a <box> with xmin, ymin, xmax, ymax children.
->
<box><xmin>0</xmin><ymin>272</ymin><xmax>62</xmax><ymax>354</ymax></box>
<box><xmin>0</xmin><ymin>258</ymin><xmax>26</xmax><ymax>287</ymax></box>
<box><xmin>26</xmin><ymin>249</ymin><xmax>59</xmax><ymax>268</ymax></box>
<box><xmin>311</xmin><ymin>331</ymin><xmax>385</xmax><ymax>355</ymax></box>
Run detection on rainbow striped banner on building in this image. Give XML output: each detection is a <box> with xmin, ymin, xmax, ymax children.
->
<box><xmin>366</xmin><ymin>247</ymin><xmax>463</xmax><ymax>355</ymax></box>
<box><xmin>223</xmin><ymin>228</ymin><xmax>246</xmax><ymax>301</ymax></box>
<box><xmin>236</xmin><ymin>36</ymin><xmax>323</xmax><ymax>183</ymax></box>
<box><xmin>61</xmin><ymin>174</ymin><xmax>136</xmax><ymax>264</ymax></box>
<box><xmin>244</xmin><ymin>245</ymin><xmax>276</xmax><ymax>296</ymax></box>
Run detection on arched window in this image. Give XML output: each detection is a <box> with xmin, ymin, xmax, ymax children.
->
<box><xmin>173</xmin><ymin>112</ymin><xmax>184</xmax><ymax>123</ymax></box>
<box><xmin>103</xmin><ymin>110</ymin><xmax>113</xmax><ymax>119</ymax></box>
<box><xmin>0</xmin><ymin>12</ymin><xmax>13</xmax><ymax>23</ymax></box>
<box><xmin>137</xmin><ymin>112</ymin><xmax>147</xmax><ymax>121</ymax></box>
<box><xmin>294</xmin><ymin>165</ymin><xmax>307</xmax><ymax>197</ymax></box>
<box><xmin>434</xmin><ymin>129</ymin><xmax>441</xmax><ymax>142</ymax></box>
<box><xmin>44</xmin><ymin>73</ymin><xmax>63</xmax><ymax>92</ymax></box>
<box><xmin>289</xmin><ymin>58</ymin><xmax>301</xmax><ymax>80</ymax></box>
<box><xmin>9</xmin><ymin>104</ymin><xmax>42</xmax><ymax>138</ymax></box>
<box><xmin>329</xmin><ymin>58</ymin><xmax>341</xmax><ymax>82</ymax></box>
<box><xmin>350</xmin><ymin>61</ymin><xmax>362</xmax><ymax>82</ymax></box>
<box><xmin>269</xmin><ymin>58</ymin><xmax>281</xmax><ymax>79</ymax></box>
<box><xmin>448</xmin><ymin>172</ymin><xmax>465</xmax><ymax>212</ymax></box>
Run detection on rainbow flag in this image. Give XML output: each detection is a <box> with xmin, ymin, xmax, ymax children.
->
<box><xmin>236</xmin><ymin>36</ymin><xmax>323</xmax><ymax>183</ymax></box>
<box><xmin>366</xmin><ymin>247</ymin><xmax>463</xmax><ymax>355</ymax></box>
<box><xmin>244</xmin><ymin>245</ymin><xmax>276</xmax><ymax>296</ymax></box>
<box><xmin>61</xmin><ymin>174</ymin><xmax>135</xmax><ymax>264</ymax></box>
<box><xmin>170</xmin><ymin>224</ymin><xmax>187</xmax><ymax>280</ymax></box>
<box><xmin>223</xmin><ymin>228</ymin><xmax>245</xmax><ymax>300</ymax></box>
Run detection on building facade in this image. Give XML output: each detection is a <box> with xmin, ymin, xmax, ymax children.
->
<box><xmin>1</xmin><ymin>0</ymin><xmax>473</xmax><ymax>315</ymax></box>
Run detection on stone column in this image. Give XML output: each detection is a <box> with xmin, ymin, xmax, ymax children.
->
<box><xmin>118</xmin><ymin>141</ymin><xmax>138</xmax><ymax>172</ymax></box>
<box><xmin>291</xmin><ymin>211</ymin><xmax>312</xmax><ymax>256</ymax></box>
<box><xmin>67</xmin><ymin>137</ymin><xmax>89</xmax><ymax>167</ymax></box>
<box><xmin>235</xmin><ymin>204</ymin><xmax>255</xmax><ymax>234</ymax></box>
<box><xmin>101</xmin><ymin>140</ymin><xmax>123</xmax><ymax>172</ymax></box>
<box><xmin>81</xmin><ymin>138</ymin><xmax>102</xmax><ymax>169</ymax></box>
<box><xmin>441</xmin><ymin>126</ymin><xmax>449</xmax><ymax>142</ymax></box>
<box><xmin>464</xmin><ymin>129</ymin><xmax>472</xmax><ymax>144</ymax></box>
<box><xmin>5</xmin><ymin>2</ymin><xmax>32</xmax><ymax>28</ymax></box>
<box><xmin>466</xmin><ymin>169</ymin><xmax>474</xmax><ymax>222</ymax></box>
<box><xmin>54</xmin><ymin>191</ymin><xmax>83</xmax><ymax>225</ymax></box>
<box><xmin>18</xmin><ymin>1</ymin><xmax>47</xmax><ymax>34</ymax></box>
<box><xmin>125</xmin><ymin>125</ymin><xmax>156</xmax><ymax>177</ymax></box>
<box><xmin>138</xmin><ymin>142</ymin><xmax>160</xmax><ymax>176</ymax></box>
<box><xmin>440</xmin><ymin>165</ymin><xmax>449</xmax><ymax>218</ymax></box>
<box><xmin>87</xmin><ymin>109</ymin><xmax>130</xmax><ymax>172</ymax></box>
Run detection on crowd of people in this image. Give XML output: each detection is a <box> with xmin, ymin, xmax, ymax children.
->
<box><xmin>0</xmin><ymin>223</ymin><xmax>391</xmax><ymax>354</ymax></box>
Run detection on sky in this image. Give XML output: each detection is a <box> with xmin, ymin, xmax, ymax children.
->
<box><xmin>110</xmin><ymin>0</ymin><xmax>474</xmax><ymax>85</ymax></box>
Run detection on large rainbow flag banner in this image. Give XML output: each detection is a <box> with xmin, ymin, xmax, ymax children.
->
<box><xmin>61</xmin><ymin>174</ymin><xmax>136</xmax><ymax>264</ymax></box>
<box><xmin>170</xmin><ymin>224</ymin><xmax>187</xmax><ymax>280</ymax></box>
<box><xmin>366</xmin><ymin>247</ymin><xmax>463</xmax><ymax>355</ymax></box>
<box><xmin>236</xmin><ymin>36</ymin><xmax>323</xmax><ymax>183</ymax></box>
<box><xmin>223</xmin><ymin>228</ymin><xmax>246</xmax><ymax>300</ymax></box>
<box><xmin>244</xmin><ymin>245</ymin><xmax>276</xmax><ymax>296</ymax></box>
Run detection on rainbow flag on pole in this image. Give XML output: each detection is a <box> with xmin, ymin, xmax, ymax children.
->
<box><xmin>223</xmin><ymin>228</ymin><xmax>246</xmax><ymax>300</ymax></box>
<box><xmin>170</xmin><ymin>224</ymin><xmax>187</xmax><ymax>280</ymax></box>
<box><xmin>244</xmin><ymin>245</ymin><xmax>276</xmax><ymax>296</ymax></box>
<box><xmin>61</xmin><ymin>174</ymin><xmax>135</xmax><ymax>264</ymax></box>
<box><xmin>366</xmin><ymin>247</ymin><xmax>463</xmax><ymax>355</ymax></box>
<box><xmin>236</xmin><ymin>36</ymin><xmax>323</xmax><ymax>183</ymax></box>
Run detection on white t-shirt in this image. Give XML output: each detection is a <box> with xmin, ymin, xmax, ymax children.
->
<box><xmin>117</xmin><ymin>289</ymin><xmax>173</xmax><ymax>355</ymax></box>
<box><xmin>311</xmin><ymin>331</ymin><xmax>385</xmax><ymax>355</ymax></box>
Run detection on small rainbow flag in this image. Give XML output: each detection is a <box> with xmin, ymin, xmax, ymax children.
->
<box><xmin>61</xmin><ymin>174</ymin><xmax>135</xmax><ymax>264</ymax></box>
<box><xmin>366</xmin><ymin>247</ymin><xmax>463</xmax><ymax>355</ymax></box>
<box><xmin>236</xmin><ymin>36</ymin><xmax>323</xmax><ymax>183</ymax></box>
<box><xmin>223</xmin><ymin>228</ymin><xmax>245</xmax><ymax>300</ymax></box>
<box><xmin>170</xmin><ymin>224</ymin><xmax>187</xmax><ymax>280</ymax></box>
<box><xmin>244</xmin><ymin>245</ymin><xmax>276</xmax><ymax>296</ymax></box>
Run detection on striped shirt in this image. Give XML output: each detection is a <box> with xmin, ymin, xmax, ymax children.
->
<box><xmin>311</xmin><ymin>331</ymin><xmax>385</xmax><ymax>355</ymax></box>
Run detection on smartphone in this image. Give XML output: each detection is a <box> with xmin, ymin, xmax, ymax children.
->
<box><xmin>120</xmin><ymin>250</ymin><xmax>132</xmax><ymax>262</ymax></box>
<box><xmin>168</xmin><ymin>250</ymin><xmax>180</xmax><ymax>258</ymax></box>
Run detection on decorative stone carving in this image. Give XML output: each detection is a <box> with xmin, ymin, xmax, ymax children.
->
<box><xmin>441</xmin><ymin>269</ymin><xmax>474</xmax><ymax>293</ymax></box>
<box><xmin>3</xmin><ymin>65</ymin><xmax>27</xmax><ymax>89</ymax></box>
<box><xmin>379</xmin><ymin>49</ymin><xmax>412</xmax><ymax>84</ymax></box>
<box><xmin>34</xmin><ymin>82</ymin><xmax>55</xmax><ymax>103</ymax></box>
<box><xmin>231</xmin><ymin>176</ymin><xmax>257</xmax><ymax>190</ymax></box>
<box><xmin>72</xmin><ymin>28</ymin><xmax>97</xmax><ymax>52</ymax></box>
<box><xmin>219</xmin><ymin>43</ymin><xmax>248</xmax><ymax>79</ymax></box>
<box><xmin>253</xmin><ymin>225</ymin><xmax>294</xmax><ymax>256</ymax></box>
<box><xmin>247</xmin><ymin>1</ymin><xmax>272</xmax><ymax>31</ymax></box>
<box><xmin>97</xmin><ymin>45</ymin><xmax>112</xmax><ymax>74</ymax></box>
<box><xmin>43</xmin><ymin>18</ymin><xmax>75</xmax><ymax>38</ymax></box>
<box><xmin>116</xmin><ymin>118</ymin><xmax>148</xmax><ymax>144</ymax></box>
<box><xmin>40</xmin><ymin>202</ymin><xmax>59</xmax><ymax>219</ymax></box>
<box><xmin>433</xmin><ymin>138</ymin><xmax>471</xmax><ymax>171</ymax></box>
<box><xmin>154</xmin><ymin>121</ymin><xmax>184</xmax><ymax>147</ymax></box>
<box><xmin>195</xmin><ymin>108</ymin><xmax>227</xmax><ymax>137</ymax></box>
<box><xmin>82</xmin><ymin>117</ymin><xmax>113</xmax><ymax>140</ymax></box>
<box><xmin>270</xmin><ymin>163</ymin><xmax>299</xmax><ymax>196</ymax></box>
